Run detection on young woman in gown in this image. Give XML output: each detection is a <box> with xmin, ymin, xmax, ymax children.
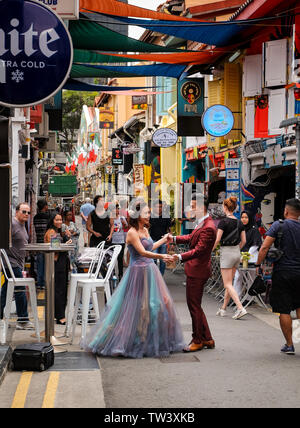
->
<box><xmin>84</xmin><ymin>202</ymin><xmax>185</xmax><ymax>358</ymax></box>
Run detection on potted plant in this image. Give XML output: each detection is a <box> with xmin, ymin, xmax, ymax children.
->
<box><xmin>241</xmin><ymin>252</ymin><xmax>251</xmax><ymax>268</ymax></box>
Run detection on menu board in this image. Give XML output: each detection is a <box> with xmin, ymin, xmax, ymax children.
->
<box><xmin>225</xmin><ymin>158</ymin><xmax>241</xmax><ymax>218</ymax></box>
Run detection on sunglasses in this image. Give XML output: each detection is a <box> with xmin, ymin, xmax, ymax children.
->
<box><xmin>21</xmin><ymin>210</ymin><xmax>31</xmax><ymax>215</ymax></box>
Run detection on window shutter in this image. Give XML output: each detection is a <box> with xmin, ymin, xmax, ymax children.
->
<box><xmin>243</xmin><ymin>55</ymin><xmax>262</xmax><ymax>97</ymax></box>
<box><xmin>264</xmin><ymin>39</ymin><xmax>287</xmax><ymax>87</ymax></box>
<box><xmin>268</xmin><ymin>88</ymin><xmax>286</xmax><ymax>135</ymax></box>
<box><xmin>207</xmin><ymin>79</ymin><xmax>224</xmax><ymax>150</ymax></box>
<box><xmin>245</xmin><ymin>99</ymin><xmax>255</xmax><ymax>141</ymax></box>
<box><xmin>224</xmin><ymin>63</ymin><xmax>242</xmax><ymax>140</ymax></box>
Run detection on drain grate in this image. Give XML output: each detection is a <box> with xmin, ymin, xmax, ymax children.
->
<box><xmin>49</xmin><ymin>352</ymin><xmax>99</xmax><ymax>371</ymax></box>
<box><xmin>160</xmin><ymin>354</ymin><xmax>200</xmax><ymax>363</ymax></box>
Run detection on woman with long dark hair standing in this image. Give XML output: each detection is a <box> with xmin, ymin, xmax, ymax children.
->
<box><xmin>84</xmin><ymin>202</ymin><xmax>185</xmax><ymax>358</ymax></box>
<box><xmin>86</xmin><ymin>195</ymin><xmax>111</xmax><ymax>247</ymax></box>
<box><xmin>44</xmin><ymin>213</ymin><xmax>70</xmax><ymax>325</ymax></box>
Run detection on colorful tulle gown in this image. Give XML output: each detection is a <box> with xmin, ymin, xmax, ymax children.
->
<box><xmin>84</xmin><ymin>238</ymin><xmax>185</xmax><ymax>358</ymax></box>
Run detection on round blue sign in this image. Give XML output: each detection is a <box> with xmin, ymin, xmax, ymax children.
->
<box><xmin>0</xmin><ymin>0</ymin><xmax>73</xmax><ymax>107</ymax></box>
<box><xmin>202</xmin><ymin>104</ymin><xmax>234</xmax><ymax>137</ymax></box>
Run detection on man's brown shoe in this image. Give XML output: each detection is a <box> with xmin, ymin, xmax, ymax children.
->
<box><xmin>183</xmin><ymin>342</ymin><xmax>204</xmax><ymax>352</ymax></box>
<box><xmin>203</xmin><ymin>340</ymin><xmax>215</xmax><ymax>349</ymax></box>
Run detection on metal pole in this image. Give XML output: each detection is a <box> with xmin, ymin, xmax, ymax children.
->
<box><xmin>44</xmin><ymin>252</ymin><xmax>55</xmax><ymax>342</ymax></box>
<box><xmin>295</xmin><ymin>124</ymin><xmax>300</xmax><ymax>200</ymax></box>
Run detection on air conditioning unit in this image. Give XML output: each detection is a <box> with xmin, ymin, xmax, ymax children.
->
<box><xmin>36</xmin><ymin>111</ymin><xmax>49</xmax><ymax>138</ymax></box>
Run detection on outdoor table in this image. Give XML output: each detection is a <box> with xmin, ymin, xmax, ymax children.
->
<box><xmin>23</xmin><ymin>243</ymin><xmax>74</xmax><ymax>348</ymax></box>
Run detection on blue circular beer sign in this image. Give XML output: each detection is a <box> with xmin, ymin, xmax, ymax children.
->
<box><xmin>202</xmin><ymin>104</ymin><xmax>234</xmax><ymax>137</ymax></box>
<box><xmin>0</xmin><ymin>0</ymin><xmax>73</xmax><ymax>107</ymax></box>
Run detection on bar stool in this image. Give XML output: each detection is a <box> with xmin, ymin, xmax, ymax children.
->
<box><xmin>0</xmin><ymin>249</ymin><xmax>40</xmax><ymax>344</ymax></box>
<box><xmin>71</xmin><ymin>245</ymin><xmax>122</xmax><ymax>347</ymax></box>
<box><xmin>65</xmin><ymin>241</ymin><xmax>105</xmax><ymax>337</ymax></box>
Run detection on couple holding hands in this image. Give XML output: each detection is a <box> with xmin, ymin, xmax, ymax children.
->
<box><xmin>84</xmin><ymin>194</ymin><xmax>216</xmax><ymax>358</ymax></box>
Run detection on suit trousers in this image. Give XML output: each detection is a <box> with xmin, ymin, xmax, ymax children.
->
<box><xmin>186</xmin><ymin>276</ymin><xmax>213</xmax><ymax>344</ymax></box>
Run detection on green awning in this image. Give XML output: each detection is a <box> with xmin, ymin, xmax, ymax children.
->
<box><xmin>69</xmin><ymin>19</ymin><xmax>184</xmax><ymax>53</ymax></box>
<box><xmin>71</xmin><ymin>64</ymin><xmax>136</xmax><ymax>79</ymax></box>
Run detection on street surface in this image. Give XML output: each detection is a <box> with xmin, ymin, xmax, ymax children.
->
<box><xmin>0</xmin><ymin>267</ymin><xmax>300</xmax><ymax>408</ymax></box>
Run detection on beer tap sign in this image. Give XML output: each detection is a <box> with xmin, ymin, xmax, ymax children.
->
<box><xmin>0</xmin><ymin>0</ymin><xmax>73</xmax><ymax>107</ymax></box>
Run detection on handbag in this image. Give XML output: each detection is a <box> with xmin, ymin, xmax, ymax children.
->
<box><xmin>248</xmin><ymin>275</ymin><xmax>266</xmax><ymax>296</ymax></box>
<box><xmin>266</xmin><ymin>219</ymin><xmax>284</xmax><ymax>262</ymax></box>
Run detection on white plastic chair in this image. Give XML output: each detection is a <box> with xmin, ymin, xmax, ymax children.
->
<box><xmin>0</xmin><ymin>249</ymin><xmax>40</xmax><ymax>344</ymax></box>
<box><xmin>65</xmin><ymin>241</ymin><xmax>105</xmax><ymax>337</ymax></box>
<box><xmin>71</xmin><ymin>245</ymin><xmax>122</xmax><ymax>346</ymax></box>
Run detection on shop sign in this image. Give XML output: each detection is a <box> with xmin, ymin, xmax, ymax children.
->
<box><xmin>133</xmin><ymin>164</ymin><xmax>144</xmax><ymax>194</ymax></box>
<box><xmin>105</xmin><ymin>165</ymin><xmax>113</xmax><ymax>175</ymax></box>
<box><xmin>100</xmin><ymin>107</ymin><xmax>114</xmax><ymax>129</ymax></box>
<box><xmin>225</xmin><ymin>158</ymin><xmax>241</xmax><ymax>218</ymax></box>
<box><xmin>152</xmin><ymin>128</ymin><xmax>178</xmax><ymax>148</ymax></box>
<box><xmin>0</xmin><ymin>0</ymin><xmax>73</xmax><ymax>108</ymax></box>
<box><xmin>112</xmin><ymin>148</ymin><xmax>123</xmax><ymax>166</ymax></box>
<box><xmin>177</xmin><ymin>77</ymin><xmax>204</xmax><ymax>137</ymax></box>
<box><xmin>36</xmin><ymin>0</ymin><xmax>79</xmax><ymax>20</ymax></box>
<box><xmin>121</xmin><ymin>142</ymin><xmax>142</xmax><ymax>155</ymax></box>
<box><xmin>132</xmin><ymin>95</ymin><xmax>147</xmax><ymax>110</ymax></box>
<box><xmin>202</xmin><ymin>105</ymin><xmax>234</xmax><ymax>137</ymax></box>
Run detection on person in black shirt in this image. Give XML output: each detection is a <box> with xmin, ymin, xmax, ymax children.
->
<box><xmin>212</xmin><ymin>196</ymin><xmax>247</xmax><ymax>320</ymax></box>
<box><xmin>33</xmin><ymin>199</ymin><xmax>50</xmax><ymax>288</ymax></box>
<box><xmin>86</xmin><ymin>195</ymin><xmax>111</xmax><ymax>247</ymax></box>
<box><xmin>149</xmin><ymin>200</ymin><xmax>171</xmax><ymax>276</ymax></box>
<box><xmin>240</xmin><ymin>210</ymin><xmax>262</xmax><ymax>252</ymax></box>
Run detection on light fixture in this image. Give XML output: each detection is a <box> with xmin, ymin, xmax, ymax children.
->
<box><xmin>228</xmin><ymin>50</ymin><xmax>241</xmax><ymax>63</ymax></box>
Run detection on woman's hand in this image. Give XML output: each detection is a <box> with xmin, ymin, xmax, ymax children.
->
<box><xmin>93</xmin><ymin>231</ymin><xmax>102</xmax><ymax>238</ymax></box>
<box><xmin>106</xmin><ymin>234</ymin><xmax>112</xmax><ymax>242</ymax></box>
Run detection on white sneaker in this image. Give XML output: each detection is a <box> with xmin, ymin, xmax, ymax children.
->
<box><xmin>216</xmin><ymin>308</ymin><xmax>227</xmax><ymax>317</ymax></box>
<box><xmin>16</xmin><ymin>321</ymin><xmax>35</xmax><ymax>330</ymax></box>
<box><xmin>232</xmin><ymin>308</ymin><xmax>247</xmax><ymax>320</ymax></box>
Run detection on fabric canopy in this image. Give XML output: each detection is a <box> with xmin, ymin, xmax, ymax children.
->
<box><xmin>99</xmin><ymin>15</ymin><xmax>252</xmax><ymax>47</ymax></box>
<box><xmin>99</xmin><ymin>90</ymin><xmax>173</xmax><ymax>95</ymax></box>
<box><xmin>79</xmin><ymin>0</ymin><xmax>203</xmax><ymax>22</ymax></box>
<box><xmin>71</xmin><ymin>63</ymin><xmax>186</xmax><ymax>79</ymax></box>
<box><xmin>73</xmin><ymin>49</ymin><xmax>140</xmax><ymax>64</ymax></box>
<box><xmin>63</xmin><ymin>79</ymin><xmax>161</xmax><ymax>92</ymax></box>
<box><xmin>69</xmin><ymin>19</ymin><xmax>186</xmax><ymax>52</ymax></box>
<box><xmin>101</xmin><ymin>49</ymin><xmax>229</xmax><ymax>65</ymax></box>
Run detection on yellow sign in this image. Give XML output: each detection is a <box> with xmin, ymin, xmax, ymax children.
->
<box><xmin>100</xmin><ymin>107</ymin><xmax>114</xmax><ymax>129</ymax></box>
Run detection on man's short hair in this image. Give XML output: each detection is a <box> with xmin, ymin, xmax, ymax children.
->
<box><xmin>286</xmin><ymin>198</ymin><xmax>300</xmax><ymax>214</ymax></box>
<box><xmin>85</xmin><ymin>197</ymin><xmax>91</xmax><ymax>203</ymax></box>
<box><xmin>191</xmin><ymin>193</ymin><xmax>209</xmax><ymax>210</ymax></box>
<box><xmin>37</xmin><ymin>199</ymin><xmax>47</xmax><ymax>212</ymax></box>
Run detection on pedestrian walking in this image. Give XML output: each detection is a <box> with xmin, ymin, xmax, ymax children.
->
<box><xmin>44</xmin><ymin>213</ymin><xmax>71</xmax><ymax>325</ymax></box>
<box><xmin>80</xmin><ymin>198</ymin><xmax>95</xmax><ymax>247</ymax></box>
<box><xmin>149</xmin><ymin>200</ymin><xmax>172</xmax><ymax>276</ymax></box>
<box><xmin>86</xmin><ymin>195</ymin><xmax>111</xmax><ymax>248</ymax></box>
<box><xmin>109</xmin><ymin>203</ymin><xmax>128</xmax><ymax>281</ymax></box>
<box><xmin>33</xmin><ymin>199</ymin><xmax>50</xmax><ymax>288</ymax></box>
<box><xmin>256</xmin><ymin>198</ymin><xmax>300</xmax><ymax>355</ymax></box>
<box><xmin>213</xmin><ymin>196</ymin><xmax>247</xmax><ymax>320</ymax></box>
<box><xmin>0</xmin><ymin>203</ymin><xmax>34</xmax><ymax>330</ymax></box>
<box><xmin>84</xmin><ymin>201</ymin><xmax>184</xmax><ymax>358</ymax></box>
<box><xmin>62</xmin><ymin>210</ymin><xmax>80</xmax><ymax>273</ymax></box>
<box><xmin>167</xmin><ymin>193</ymin><xmax>217</xmax><ymax>352</ymax></box>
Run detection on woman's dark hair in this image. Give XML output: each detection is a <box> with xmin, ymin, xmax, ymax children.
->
<box><xmin>128</xmin><ymin>201</ymin><xmax>148</xmax><ymax>230</ymax></box>
<box><xmin>93</xmin><ymin>195</ymin><xmax>103</xmax><ymax>207</ymax></box>
<box><xmin>46</xmin><ymin>213</ymin><xmax>62</xmax><ymax>232</ymax></box>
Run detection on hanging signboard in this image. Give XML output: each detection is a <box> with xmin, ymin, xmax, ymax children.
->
<box><xmin>225</xmin><ymin>158</ymin><xmax>241</xmax><ymax>218</ymax></box>
<box><xmin>112</xmin><ymin>148</ymin><xmax>123</xmax><ymax>165</ymax></box>
<box><xmin>132</xmin><ymin>95</ymin><xmax>148</xmax><ymax>110</ymax></box>
<box><xmin>152</xmin><ymin>128</ymin><xmax>178</xmax><ymax>148</ymax></box>
<box><xmin>202</xmin><ymin>105</ymin><xmax>234</xmax><ymax>137</ymax></box>
<box><xmin>100</xmin><ymin>107</ymin><xmax>114</xmax><ymax>129</ymax></box>
<box><xmin>0</xmin><ymin>0</ymin><xmax>73</xmax><ymax>108</ymax></box>
<box><xmin>177</xmin><ymin>77</ymin><xmax>204</xmax><ymax>137</ymax></box>
<box><xmin>36</xmin><ymin>0</ymin><xmax>79</xmax><ymax>20</ymax></box>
